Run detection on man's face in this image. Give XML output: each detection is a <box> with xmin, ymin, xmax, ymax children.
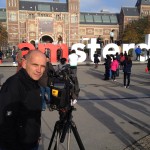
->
<box><xmin>22</xmin><ymin>52</ymin><xmax>46</xmax><ymax>80</ymax></box>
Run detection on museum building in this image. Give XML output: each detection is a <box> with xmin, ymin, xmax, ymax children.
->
<box><xmin>0</xmin><ymin>0</ymin><xmax>150</xmax><ymax>48</ymax></box>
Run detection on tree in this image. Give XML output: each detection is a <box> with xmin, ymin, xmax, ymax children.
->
<box><xmin>122</xmin><ymin>16</ymin><xmax>150</xmax><ymax>44</ymax></box>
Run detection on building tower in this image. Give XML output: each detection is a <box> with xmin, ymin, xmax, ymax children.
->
<box><xmin>136</xmin><ymin>0</ymin><xmax>150</xmax><ymax>17</ymax></box>
<box><xmin>67</xmin><ymin>0</ymin><xmax>80</xmax><ymax>45</ymax></box>
<box><xmin>6</xmin><ymin>0</ymin><xmax>19</xmax><ymax>47</ymax></box>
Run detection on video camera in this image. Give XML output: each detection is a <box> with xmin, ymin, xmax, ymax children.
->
<box><xmin>49</xmin><ymin>65</ymin><xmax>77</xmax><ymax>111</ymax></box>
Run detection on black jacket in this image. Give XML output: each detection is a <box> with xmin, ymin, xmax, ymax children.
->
<box><xmin>123</xmin><ymin>60</ymin><xmax>132</xmax><ymax>73</ymax></box>
<box><xmin>0</xmin><ymin>68</ymin><xmax>42</xmax><ymax>150</ymax></box>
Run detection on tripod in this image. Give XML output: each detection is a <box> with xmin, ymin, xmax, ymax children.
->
<box><xmin>48</xmin><ymin>106</ymin><xmax>85</xmax><ymax>150</ymax></box>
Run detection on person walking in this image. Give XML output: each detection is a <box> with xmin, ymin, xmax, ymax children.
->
<box><xmin>0</xmin><ymin>50</ymin><xmax>47</xmax><ymax>150</ymax></box>
<box><xmin>123</xmin><ymin>55</ymin><xmax>132</xmax><ymax>88</ymax></box>
<box><xmin>93</xmin><ymin>51</ymin><xmax>100</xmax><ymax>68</ymax></box>
<box><xmin>38</xmin><ymin>55</ymin><xmax>55</xmax><ymax>111</ymax></box>
<box><xmin>135</xmin><ymin>46</ymin><xmax>142</xmax><ymax>61</ymax></box>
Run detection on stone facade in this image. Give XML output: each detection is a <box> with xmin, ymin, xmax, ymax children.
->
<box><xmin>1</xmin><ymin>0</ymin><xmax>150</xmax><ymax>48</ymax></box>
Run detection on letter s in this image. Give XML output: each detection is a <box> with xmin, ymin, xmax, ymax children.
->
<box><xmin>71</xmin><ymin>43</ymin><xmax>86</xmax><ymax>62</ymax></box>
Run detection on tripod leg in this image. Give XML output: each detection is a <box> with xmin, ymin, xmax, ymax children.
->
<box><xmin>48</xmin><ymin>121</ymin><xmax>60</xmax><ymax>150</ymax></box>
<box><xmin>71</xmin><ymin>122</ymin><xmax>85</xmax><ymax>150</ymax></box>
<box><xmin>67</xmin><ymin>128</ymin><xmax>71</xmax><ymax>150</ymax></box>
<box><xmin>53</xmin><ymin>132</ymin><xmax>60</xmax><ymax>150</ymax></box>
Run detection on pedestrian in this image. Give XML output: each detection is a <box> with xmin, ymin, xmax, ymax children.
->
<box><xmin>97</xmin><ymin>35</ymin><xmax>104</xmax><ymax>48</ymax></box>
<box><xmin>110</xmin><ymin>29</ymin><xmax>115</xmax><ymax>43</ymax></box>
<box><xmin>45</xmin><ymin>48</ymin><xmax>50</xmax><ymax>58</ymax></box>
<box><xmin>68</xmin><ymin>49</ymin><xmax>78</xmax><ymax>77</ymax></box>
<box><xmin>0</xmin><ymin>50</ymin><xmax>47</xmax><ymax>150</ymax></box>
<box><xmin>55</xmin><ymin>57</ymin><xmax>68</xmax><ymax>73</ymax></box>
<box><xmin>11</xmin><ymin>46</ymin><xmax>17</xmax><ymax>63</ymax></box>
<box><xmin>135</xmin><ymin>46</ymin><xmax>142</xmax><ymax>61</ymax></box>
<box><xmin>57</xmin><ymin>48</ymin><xmax>62</xmax><ymax>62</ymax></box>
<box><xmin>124</xmin><ymin>51</ymin><xmax>127</xmax><ymax>57</ymax></box>
<box><xmin>93</xmin><ymin>51</ymin><xmax>100</xmax><ymax>68</ymax></box>
<box><xmin>104</xmin><ymin>55</ymin><xmax>111</xmax><ymax>80</ymax></box>
<box><xmin>115</xmin><ymin>52</ymin><xmax>120</xmax><ymax>77</ymax></box>
<box><xmin>68</xmin><ymin>50</ymin><xmax>80</xmax><ymax>104</ymax></box>
<box><xmin>110</xmin><ymin>56</ymin><xmax>119</xmax><ymax>81</ymax></box>
<box><xmin>119</xmin><ymin>52</ymin><xmax>125</xmax><ymax>70</ymax></box>
<box><xmin>147</xmin><ymin>49</ymin><xmax>150</xmax><ymax>60</ymax></box>
<box><xmin>57</xmin><ymin>35</ymin><xmax>63</xmax><ymax>44</ymax></box>
<box><xmin>16</xmin><ymin>49</ymin><xmax>22</xmax><ymax>71</ymax></box>
<box><xmin>38</xmin><ymin>55</ymin><xmax>55</xmax><ymax>111</ymax></box>
<box><xmin>147</xmin><ymin>58</ymin><xmax>150</xmax><ymax>73</ymax></box>
<box><xmin>16</xmin><ymin>48</ymin><xmax>29</xmax><ymax>72</ymax></box>
<box><xmin>123</xmin><ymin>55</ymin><xmax>132</xmax><ymax>88</ymax></box>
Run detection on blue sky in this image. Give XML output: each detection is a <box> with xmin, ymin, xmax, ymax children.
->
<box><xmin>0</xmin><ymin>0</ymin><xmax>137</xmax><ymax>13</ymax></box>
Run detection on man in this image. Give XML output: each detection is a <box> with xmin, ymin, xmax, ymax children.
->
<box><xmin>68</xmin><ymin>50</ymin><xmax>78</xmax><ymax>76</ymax></box>
<box><xmin>0</xmin><ymin>50</ymin><xmax>47</xmax><ymax>150</ymax></box>
<box><xmin>135</xmin><ymin>46</ymin><xmax>142</xmax><ymax>61</ymax></box>
<box><xmin>68</xmin><ymin>50</ymin><xmax>80</xmax><ymax>105</ymax></box>
<box><xmin>97</xmin><ymin>35</ymin><xmax>104</xmax><ymax>48</ymax></box>
<box><xmin>110</xmin><ymin>29</ymin><xmax>115</xmax><ymax>43</ymax></box>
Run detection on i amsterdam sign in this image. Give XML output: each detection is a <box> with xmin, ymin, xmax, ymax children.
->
<box><xmin>18</xmin><ymin>34</ymin><xmax>150</xmax><ymax>63</ymax></box>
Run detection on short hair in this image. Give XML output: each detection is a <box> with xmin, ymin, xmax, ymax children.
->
<box><xmin>25</xmin><ymin>50</ymin><xmax>44</xmax><ymax>60</ymax></box>
<box><xmin>60</xmin><ymin>58</ymin><xmax>67</xmax><ymax>64</ymax></box>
